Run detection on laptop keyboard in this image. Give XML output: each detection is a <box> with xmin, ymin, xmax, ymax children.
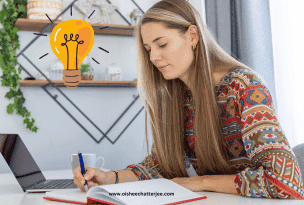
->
<box><xmin>32</xmin><ymin>179</ymin><xmax>74</xmax><ymax>189</ymax></box>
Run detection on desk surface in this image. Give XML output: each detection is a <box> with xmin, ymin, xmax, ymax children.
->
<box><xmin>0</xmin><ymin>169</ymin><xmax>303</xmax><ymax>205</ymax></box>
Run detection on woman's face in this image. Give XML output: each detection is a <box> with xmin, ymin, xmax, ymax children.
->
<box><xmin>141</xmin><ymin>22</ymin><xmax>197</xmax><ymax>83</ymax></box>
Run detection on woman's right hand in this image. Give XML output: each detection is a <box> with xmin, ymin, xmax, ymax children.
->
<box><xmin>73</xmin><ymin>165</ymin><xmax>112</xmax><ymax>192</ymax></box>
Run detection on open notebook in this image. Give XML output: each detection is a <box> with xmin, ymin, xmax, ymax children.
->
<box><xmin>43</xmin><ymin>178</ymin><xmax>207</xmax><ymax>205</ymax></box>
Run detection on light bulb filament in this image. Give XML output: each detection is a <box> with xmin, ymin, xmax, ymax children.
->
<box><xmin>60</xmin><ymin>33</ymin><xmax>84</xmax><ymax>70</ymax></box>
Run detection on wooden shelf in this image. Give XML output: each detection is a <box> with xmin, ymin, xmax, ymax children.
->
<box><xmin>14</xmin><ymin>18</ymin><xmax>136</xmax><ymax>36</ymax></box>
<box><xmin>19</xmin><ymin>80</ymin><xmax>137</xmax><ymax>87</ymax></box>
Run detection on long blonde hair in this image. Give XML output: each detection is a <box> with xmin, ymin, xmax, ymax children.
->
<box><xmin>135</xmin><ymin>0</ymin><xmax>254</xmax><ymax>179</ymax></box>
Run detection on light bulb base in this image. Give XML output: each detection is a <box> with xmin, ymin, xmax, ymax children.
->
<box><xmin>62</xmin><ymin>69</ymin><xmax>81</xmax><ymax>89</ymax></box>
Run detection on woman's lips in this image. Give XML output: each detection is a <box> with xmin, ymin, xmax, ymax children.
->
<box><xmin>160</xmin><ymin>65</ymin><xmax>168</xmax><ymax>71</ymax></box>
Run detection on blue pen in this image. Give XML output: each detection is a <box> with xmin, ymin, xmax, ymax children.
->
<box><xmin>78</xmin><ymin>150</ymin><xmax>88</xmax><ymax>192</ymax></box>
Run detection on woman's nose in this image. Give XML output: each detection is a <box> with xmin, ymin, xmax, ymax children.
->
<box><xmin>150</xmin><ymin>49</ymin><xmax>162</xmax><ymax>62</ymax></box>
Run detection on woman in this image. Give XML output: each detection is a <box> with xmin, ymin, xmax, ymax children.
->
<box><xmin>73</xmin><ymin>0</ymin><xmax>304</xmax><ymax>199</ymax></box>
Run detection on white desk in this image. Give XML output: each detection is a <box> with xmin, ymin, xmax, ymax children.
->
<box><xmin>0</xmin><ymin>169</ymin><xmax>303</xmax><ymax>205</ymax></box>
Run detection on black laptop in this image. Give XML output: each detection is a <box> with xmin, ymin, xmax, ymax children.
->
<box><xmin>0</xmin><ymin>134</ymin><xmax>77</xmax><ymax>192</ymax></box>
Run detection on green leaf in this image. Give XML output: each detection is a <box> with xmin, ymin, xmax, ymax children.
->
<box><xmin>0</xmin><ymin>5</ymin><xmax>7</xmax><ymax>16</ymax></box>
<box><xmin>23</xmin><ymin>118</ymin><xmax>30</xmax><ymax>124</ymax></box>
<box><xmin>19</xmin><ymin>95</ymin><xmax>25</xmax><ymax>103</ymax></box>
<box><xmin>20</xmin><ymin>107</ymin><xmax>28</xmax><ymax>117</ymax></box>
<box><xmin>7</xmin><ymin>103</ymin><xmax>14</xmax><ymax>114</ymax></box>
<box><xmin>5</xmin><ymin>90</ymin><xmax>15</xmax><ymax>99</ymax></box>
<box><xmin>26</xmin><ymin>122</ymin><xmax>33</xmax><ymax>129</ymax></box>
<box><xmin>12</xmin><ymin>26</ymin><xmax>18</xmax><ymax>34</ymax></box>
<box><xmin>0</xmin><ymin>56</ymin><xmax>6</xmax><ymax>70</ymax></box>
<box><xmin>18</xmin><ymin>4</ymin><xmax>25</xmax><ymax>11</ymax></box>
<box><xmin>32</xmin><ymin>126</ymin><xmax>38</xmax><ymax>132</ymax></box>
<box><xmin>26</xmin><ymin>112</ymin><xmax>30</xmax><ymax>118</ymax></box>
<box><xmin>17</xmin><ymin>88</ymin><xmax>22</xmax><ymax>96</ymax></box>
<box><xmin>17</xmin><ymin>96</ymin><xmax>25</xmax><ymax>106</ymax></box>
<box><xmin>2</xmin><ymin>79</ymin><xmax>10</xmax><ymax>86</ymax></box>
<box><xmin>14</xmin><ymin>97</ymin><xmax>19</xmax><ymax>104</ymax></box>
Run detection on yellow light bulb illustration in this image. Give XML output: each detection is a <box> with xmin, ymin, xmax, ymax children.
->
<box><xmin>50</xmin><ymin>19</ymin><xmax>94</xmax><ymax>89</ymax></box>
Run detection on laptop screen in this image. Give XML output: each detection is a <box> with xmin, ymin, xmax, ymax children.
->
<box><xmin>0</xmin><ymin>134</ymin><xmax>45</xmax><ymax>191</ymax></box>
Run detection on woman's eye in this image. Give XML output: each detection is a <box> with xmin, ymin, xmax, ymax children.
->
<box><xmin>147</xmin><ymin>44</ymin><xmax>167</xmax><ymax>53</ymax></box>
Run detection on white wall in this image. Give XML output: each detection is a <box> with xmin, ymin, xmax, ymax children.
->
<box><xmin>0</xmin><ymin>0</ymin><xmax>159</xmax><ymax>173</ymax></box>
<box><xmin>269</xmin><ymin>0</ymin><xmax>304</xmax><ymax>148</ymax></box>
<box><xmin>0</xmin><ymin>0</ymin><xmax>206</xmax><ymax>173</ymax></box>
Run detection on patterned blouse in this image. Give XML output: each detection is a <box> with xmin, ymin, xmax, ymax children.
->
<box><xmin>126</xmin><ymin>67</ymin><xmax>304</xmax><ymax>199</ymax></box>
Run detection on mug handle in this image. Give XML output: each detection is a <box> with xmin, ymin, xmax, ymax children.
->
<box><xmin>70</xmin><ymin>155</ymin><xmax>75</xmax><ymax>170</ymax></box>
<box><xmin>96</xmin><ymin>157</ymin><xmax>104</xmax><ymax>170</ymax></box>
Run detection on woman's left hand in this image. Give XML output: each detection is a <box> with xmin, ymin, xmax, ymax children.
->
<box><xmin>170</xmin><ymin>176</ymin><xmax>210</xmax><ymax>192</ymax></box>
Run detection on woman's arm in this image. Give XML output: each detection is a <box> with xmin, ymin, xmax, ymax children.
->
<box><xmin>125</xmin><ymin>143</ymin><xmax>164</xmax><ymax>180</ymax></box>
<box><xmin>202</xmin><ymin>174</ymin><xmax>238</xmax><ymax>194</ymax></box>
<box><xmin>232</xmin><ymin>73</ymin><xmax>304</xmax><ymax>199</ymax></box>
<box><xmin>106</xmin><ymin>169</ymin><xmax>140</xmax><ymax>184</ymax></box>
<box><xmin>170</xmin><ymin>174</ymin><xmax>238</xmax><ymax>194</ymax></box>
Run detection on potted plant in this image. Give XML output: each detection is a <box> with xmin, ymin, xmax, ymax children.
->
<box><xmin>0</xmin><ymin>0</ymin><xmax>38</xmax><ymax>132</ymax></box>
<box><xmin>80</xmin><ymin>57</ymin><xmax>94</xmax><ymax>80</ymax></box>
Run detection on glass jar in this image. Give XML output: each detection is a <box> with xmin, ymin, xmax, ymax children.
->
<box><xmin>50</xmin><ymin>59</ymin><xmax>64</xmax><ymax>80</ymax></box>
<box><xmin>80</xmin><ymin>56</ymin><xmax>94</xmax><ymax>80</ymax></box>
<box><xmin>36</xmin><ymin>70</ymin><xmax>50</xmax><ymax>80</ymax></box>
<box><xmin>105</xmin><ymin>63</ymin><xmax>122</xmax><ymax>81</ymax></box>
<box><xmin>58</xmin><ymin>66</ymin><xmax>64</xmax><ymax>80</ymax></box>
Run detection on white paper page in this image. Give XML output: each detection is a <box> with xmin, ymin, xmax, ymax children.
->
<box><xmin>89</xmin><ymin>178</ymin><xmax>203</xmax><ymax>205</ymax></box>
<box><xmin>45</xmin><ymin>189</ymin><xmax>87</xmax><ymax>204</ymax></box>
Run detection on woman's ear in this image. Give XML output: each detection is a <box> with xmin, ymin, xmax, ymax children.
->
<box><xmin>187</xmin><ymin>25</ymin><xmax>199</xmax><ymax>45</ymax></box>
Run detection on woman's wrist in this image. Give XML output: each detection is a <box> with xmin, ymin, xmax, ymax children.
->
<box><xmin>113</xmin><ymin>171</ymin><xmax>119</xmax><ymax>184</ymax></box>
<box><xmin>106</xmin><ymin>171</ymin><xmax>117</xmax><ymax>184</ymax></box>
